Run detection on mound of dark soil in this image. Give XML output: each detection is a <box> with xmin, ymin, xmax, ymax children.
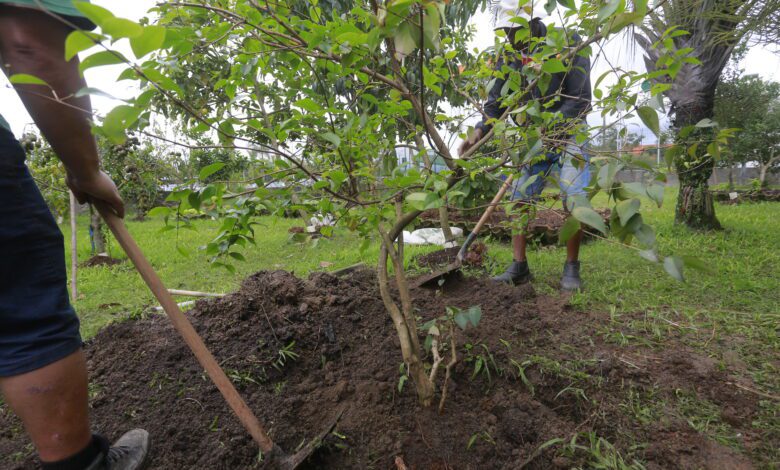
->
<box><xmin>0</xmin><ymin>270</ymin><xmax>765</xmax><ymax>469</ymax></box>
<box><xmin>81</xmin><ymin>255</ymin><xmax>123</xmax><ymax>268</ymax></box>
<box><xmin>414</xmin><ymin>242</ymin><xmax>487</xmax><ymax>269</ymax></box>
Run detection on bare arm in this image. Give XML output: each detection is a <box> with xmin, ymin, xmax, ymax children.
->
<box><xmin>0</xmin><ymin>6</ymin><xmax>124</xmax><ymax>217</ymax></box>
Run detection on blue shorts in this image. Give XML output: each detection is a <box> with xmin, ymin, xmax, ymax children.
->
<box><xmin>510</xmin><ymin>141</ymin><xmax>591</xmax><ymax>207</ymax></box>
<box><xmin>0</xmin><ymin>126</ymin><xmax>82</xmax><ymax>377</ymax></box>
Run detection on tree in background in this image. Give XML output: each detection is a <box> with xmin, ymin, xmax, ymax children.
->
<box><xmin>101</xmin><ymin>136</ymin><xmax>168</xmax><ymax>219</ymax></box>
<box><xmin>715</xmin><ymin>73</ymin><xmax>780</xmax><ymax>189</ymax></box>
<box><xmin>21</xmin><ymin>133</ymin><xmax>69</xmax><ymax>223</ymax></box>
<box><xmin>190</xmin><ymin>146</ymin><xmax>249</xmax><ymax>183</ymax></box>
<box><xmin>635</xmin><ymin>0</ymin><xmax>780</xmax><ymax>229</ymax></box>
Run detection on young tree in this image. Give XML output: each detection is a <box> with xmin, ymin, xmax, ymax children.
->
<box><xmin>69</xmin><ymin>0</ymin><xmax>698</xmax><ymax>406</ymax></box>
<box><xmin>635</xmin><ymin>0</ymin><xmax>780</xmax><ymax>229</ymax></box>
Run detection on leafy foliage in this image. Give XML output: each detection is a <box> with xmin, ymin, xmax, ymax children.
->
<box><xmin>22</xmin><ymin>133</ymin><xmax>69</xmax><ymax>220</ymax></box>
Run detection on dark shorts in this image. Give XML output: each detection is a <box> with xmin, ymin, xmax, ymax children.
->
<box><xmin>0</xmin><ymin>126</ymin><xmax>82</xmax><ymax>377</ymax></box>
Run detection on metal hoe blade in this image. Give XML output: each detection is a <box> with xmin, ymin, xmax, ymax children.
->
<box><xmin>271</xmin><ymin>405</ymin><xmax>346</xmax><ymax>470</ymax></box>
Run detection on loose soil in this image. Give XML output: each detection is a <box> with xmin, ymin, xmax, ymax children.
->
<box><xmin>0</xmin><ymin>269</ymin><xmax>767</xmax><ymax>469</ymax></box>
<box><xmin>418</xmin><ymin>208</ymin><xmax>611</xmax><ymax>244</ymax></box>
<box><xmin>81</xmin><ymin>255</ymin><xmax>124</xmax><ymax>268</ymax></box>
<box><xmin>413</xmin><ymin>243</ymin><xmax>487</xmax><ymax>269</ymax></box>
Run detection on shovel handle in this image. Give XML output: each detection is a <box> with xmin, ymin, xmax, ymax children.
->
<box><xmin>457</xmin><ymin>174</ymin><xmax>514</xmax><ymax>260</ymax></box>
<box><xmin>95</xmin><ymin>202</ymin><xmax>275</xmax><ymax>453</ymax></box>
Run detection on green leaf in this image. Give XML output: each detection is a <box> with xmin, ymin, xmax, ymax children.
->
<box><xmin>147</xmin><ymin>206</ymin><xmax>171</xmax><ymax>218</ymax></box>
<box><xmin>141</xmin><ymin>67</ymin><xmax>184</xmax><ymax>96</ymax></box>
<box><xmin>663</xmin><ymin>256</ymin><xmax>684</xmax><ymax>282</ymax></box>
<box><xmin>559</xmin><ymin>216</ymin><xmax>581</xmax><ymax>243</ymax></box>
<box><xmin>695</xmin><ymin>118</ymin><xmax>716</xmax><ymax>128</ymax></box>
<box><xmin>188</xmin><ymin>191</ymin><xmax>203</xmax><ymax>210</ymax></box>
<box><xmin>466</xmin><ymin>306</ymin><xmax>482</xmax><ymax>327</ymax></box>
<box><xmin>454</xmin><ymin>312</ymin><xmax>469</xmax><ymax>330</ymax></box>
<box><xmin>394</xmin><ymin>20</ymin><xmax>417</xmax><ymax>58</ymax></box>
<box><xmin>79</xmin><ymin>50</ymin><xmax>127</xmax><ymax>74</ymax></box>
<box><xmin>8</xmin><ymin>73</ymin><xmax>49</xmax><ymax>86</ymax></box>
<box><xmin>101</xmin><ymin>105</ymin><xmax>140</xmax><ymax>144</ymax></box>
<box><xmin>199</xmin><ymin>163</ymin><xmax>226</xmax><ymax>181</ymax></box>
<box><xmin>616</xmin><ymin>198</ymin><xmax>640</xmax><ymax>226</ymax></box>
<box><xmin>637</xmin><ymin>106</ymin><xmax>660</xmax><ymax>137</ymax></box>
<box><xmin>639</xmin><ymin>249</ymin><xmax>658</xmax><ymax>263</ymax></box>
<box><xmin>101</xmin><ymin>17</ymin><xmax>144</xmax><ymax>39</ymax></box>
<box><xmin>295</xmin><ymin>98</ymin><xmax>323</xmax><ymax>113</ymax></box>
<box><xmin>65</xmin><ymin>30</ymin><xmax>102</xmax><ymax>61</ymax></box>
<box><xmin>406</xmin><ymin>192</ymin><xmax>441</xmax><ymax>211</ymax></box>
<box><xmin>597</xmin><ymin>161</ymin><xmax>622</xmax><ymax>189</ymax></box>
<box><xmin>130</xmin><ymin>25</ymin><xmax>166</xmax><ymax>58</ymax></box>
<box><xmin>634</xmin><ymin>224</ymin><xmax>656</xmax><ymax>247</ymax></box>
<box><xmin>75</xmin><ymin>87</ymin><xmax>120</xmax><ymax>100</ymax></box>
<box><xmin>542</xmin><ymin>59</ymin><xmax>567</xmax><ymax>74</ymax></box>
<box><xmin>572</xmin><ymin>207</ymin><xmax>607</xmax><ymax>234</ymax></box>
<box><xmin>557</xmin><ymin>0</ymin><xmax>576</xmax><ymax>9</ymax></box>
<box><xmin>422</xmin><ymin>6</ymin><xmax>441</xmax><ymax>50</ymax></box>
<box><xmin>74</xmin><ymin>2</ymin><xmax>115</xmax><ymax>27</ymax></box>
<box><xmin>647</xmin><ymin>184</ymin><xmax>664</xmax><ymax>207</ymax></box>
<box><xmin>321</xmin><ymin>132</ymin><xmax>341</xmax><ymax>147</ymax></box>
<box><xmin>544</xmin><ymin>0</ymin><xmax>557</xmax><ymax>14</ymax></box>
<box><xmin>229</xmin><ymin>252</ymin><xmax>247</xmax><ymax>262</ymax></box>
<box><xmin>598</xmin><ymin>0</ymin><xmax>623</xmax><ymax>23</ymax></box>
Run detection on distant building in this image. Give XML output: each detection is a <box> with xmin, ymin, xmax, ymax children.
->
<box><xmin>624</xmin><ymin>143</ymin><xmax>673</xmax><ymax>156</ymax></box>
<box><xmin>395</xmin><ymin>147</ymin><xmax>448</xmax><ymax>173</ymax></box>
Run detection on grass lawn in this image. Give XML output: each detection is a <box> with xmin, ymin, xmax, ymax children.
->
<box><xmin>61</xmin><ymin>187</ymin><xmax>779</xmax><ymax>462</ymax></box>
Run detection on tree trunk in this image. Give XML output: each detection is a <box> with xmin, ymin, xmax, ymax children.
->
<box><xmin>728</xmin><ymin>164</ymin><xmax>734</xmax><ymax>191</ymax></box>
<box><xmin>438</xmin><ymin>203</ymin><xmax>454</xmax><ymax>244</ymax></box>
<box><xmin>675</xmin><ymin>158</ymin><xmax>721</xmax><ymax>230</ymax></box>
<box><xmin>90</xmin><ymin>206</ymin><xmax>107</xmax><ymax>254</ymax></box>
<box><xmin>672</xmin><ymin>101</ymin><xmax>721</xmax><ymax>231</ymax></box>
<box><xmin>759</xmin><ymin>152</ymin><xmax>778</xmax><ymax>188</ymax></box>
<box><xmin>377</xmin><ymin>237</ymin><xmax>435</xmax><ymax>406</ymax></box>
<box><xmin>414</xmin><ymin>133</ymin><xmax>454</xmax><ymax>243</ymax></box>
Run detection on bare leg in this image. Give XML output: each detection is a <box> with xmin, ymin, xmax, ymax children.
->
<box><xmin>512</xmin><ymin>233</ymin><xmax>527</xmax><ymax>262</ymax></box>
<box><xmin>0</xmin><ymin>350</ymin><xmax>91</xmax><ymax>462</ymax></box>
<box><xmin>566</xmin><ymin>229</ymin><xmax>584</xmax><ymax>262</ymax></box>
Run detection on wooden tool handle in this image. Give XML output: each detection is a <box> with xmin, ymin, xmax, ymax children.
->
<box><xmin>472</xmin><ymin>174</ymin><xmax>514</xmax><ymax>235</ymax></box>
<box><xmin>95</xmin><ymin>202</ymin><xmax>274</xmax><ymax>453</ymax></box>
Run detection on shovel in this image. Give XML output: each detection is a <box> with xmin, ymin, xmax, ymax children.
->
<box><xmin>413</xmin><ymin>174</ymin><xmax>514</xmax><ymax>289</ymax></box>
<box><xmin>95</xmin><ymin>202</ymin><xmax>342</xmax><ymax>469</ymax></box>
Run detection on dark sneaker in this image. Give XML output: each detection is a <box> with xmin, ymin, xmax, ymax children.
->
<box><xmin>560</xmin><ymin>261</ymin><xmax>582</xmax><ymax>291</ymax></box>
<box><xmin>86</xmin><ymin>429</ymin><xmax>151</xmax><ymax>470</ymax></box>
<box><xmin>492</xmin><ymin>260</ymin><xmax>532</xmax><ymax>285</ymax></box>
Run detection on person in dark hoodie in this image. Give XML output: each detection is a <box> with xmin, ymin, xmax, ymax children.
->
<box><xmin>460</xmin><ymin>0</ymin><xmax>592</xmax><ymax>291</ymax></box>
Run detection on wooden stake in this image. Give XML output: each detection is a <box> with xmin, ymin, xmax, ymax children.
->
<box><xmin>168</xmin><ymin>289</ymin><xmax>226</xmax><ymax>298</ymax></box>
<box><xmin>69</xmin><ymin>190</ymin><xmax>78</xmax><ymax>303</ymax></box>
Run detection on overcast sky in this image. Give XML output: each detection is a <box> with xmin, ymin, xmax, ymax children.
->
<box><xmin>2</xmin><ymin>1</ymin><xmax>779</xmax><ymax>144</ymax></box>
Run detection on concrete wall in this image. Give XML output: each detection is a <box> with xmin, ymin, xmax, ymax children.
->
<box><xmin>615</xmin><ymin>167</ymin><xmax>780</xmax><ymax>187</ymax></box>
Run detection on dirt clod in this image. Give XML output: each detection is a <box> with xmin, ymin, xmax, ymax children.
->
<box><xmin>81</xmin><ymin>254</ymin><xmax>123</xmax><ymax>267</ymax></box>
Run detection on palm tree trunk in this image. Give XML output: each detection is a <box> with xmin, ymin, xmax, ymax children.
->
<box><xmin>673</xmin><ymin>101</ymin><xmax>722</xmax><ymax>230</ymax></box>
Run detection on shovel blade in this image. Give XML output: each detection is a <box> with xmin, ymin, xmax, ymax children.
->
<box><xmin>412</xmin><ymin>260</ymin><xmax>463</xmax><ymax>289</ymax></box>
<box><xmin>271</xmin><ymin>405</ymin><xmax>346</xmax><ymax>470</ymax></box>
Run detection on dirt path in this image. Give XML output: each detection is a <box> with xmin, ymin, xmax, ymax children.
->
<box><xmin>0</xmin><ymin>268</ymin><xmax>766</xmax><ymax>469</ymax></box>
